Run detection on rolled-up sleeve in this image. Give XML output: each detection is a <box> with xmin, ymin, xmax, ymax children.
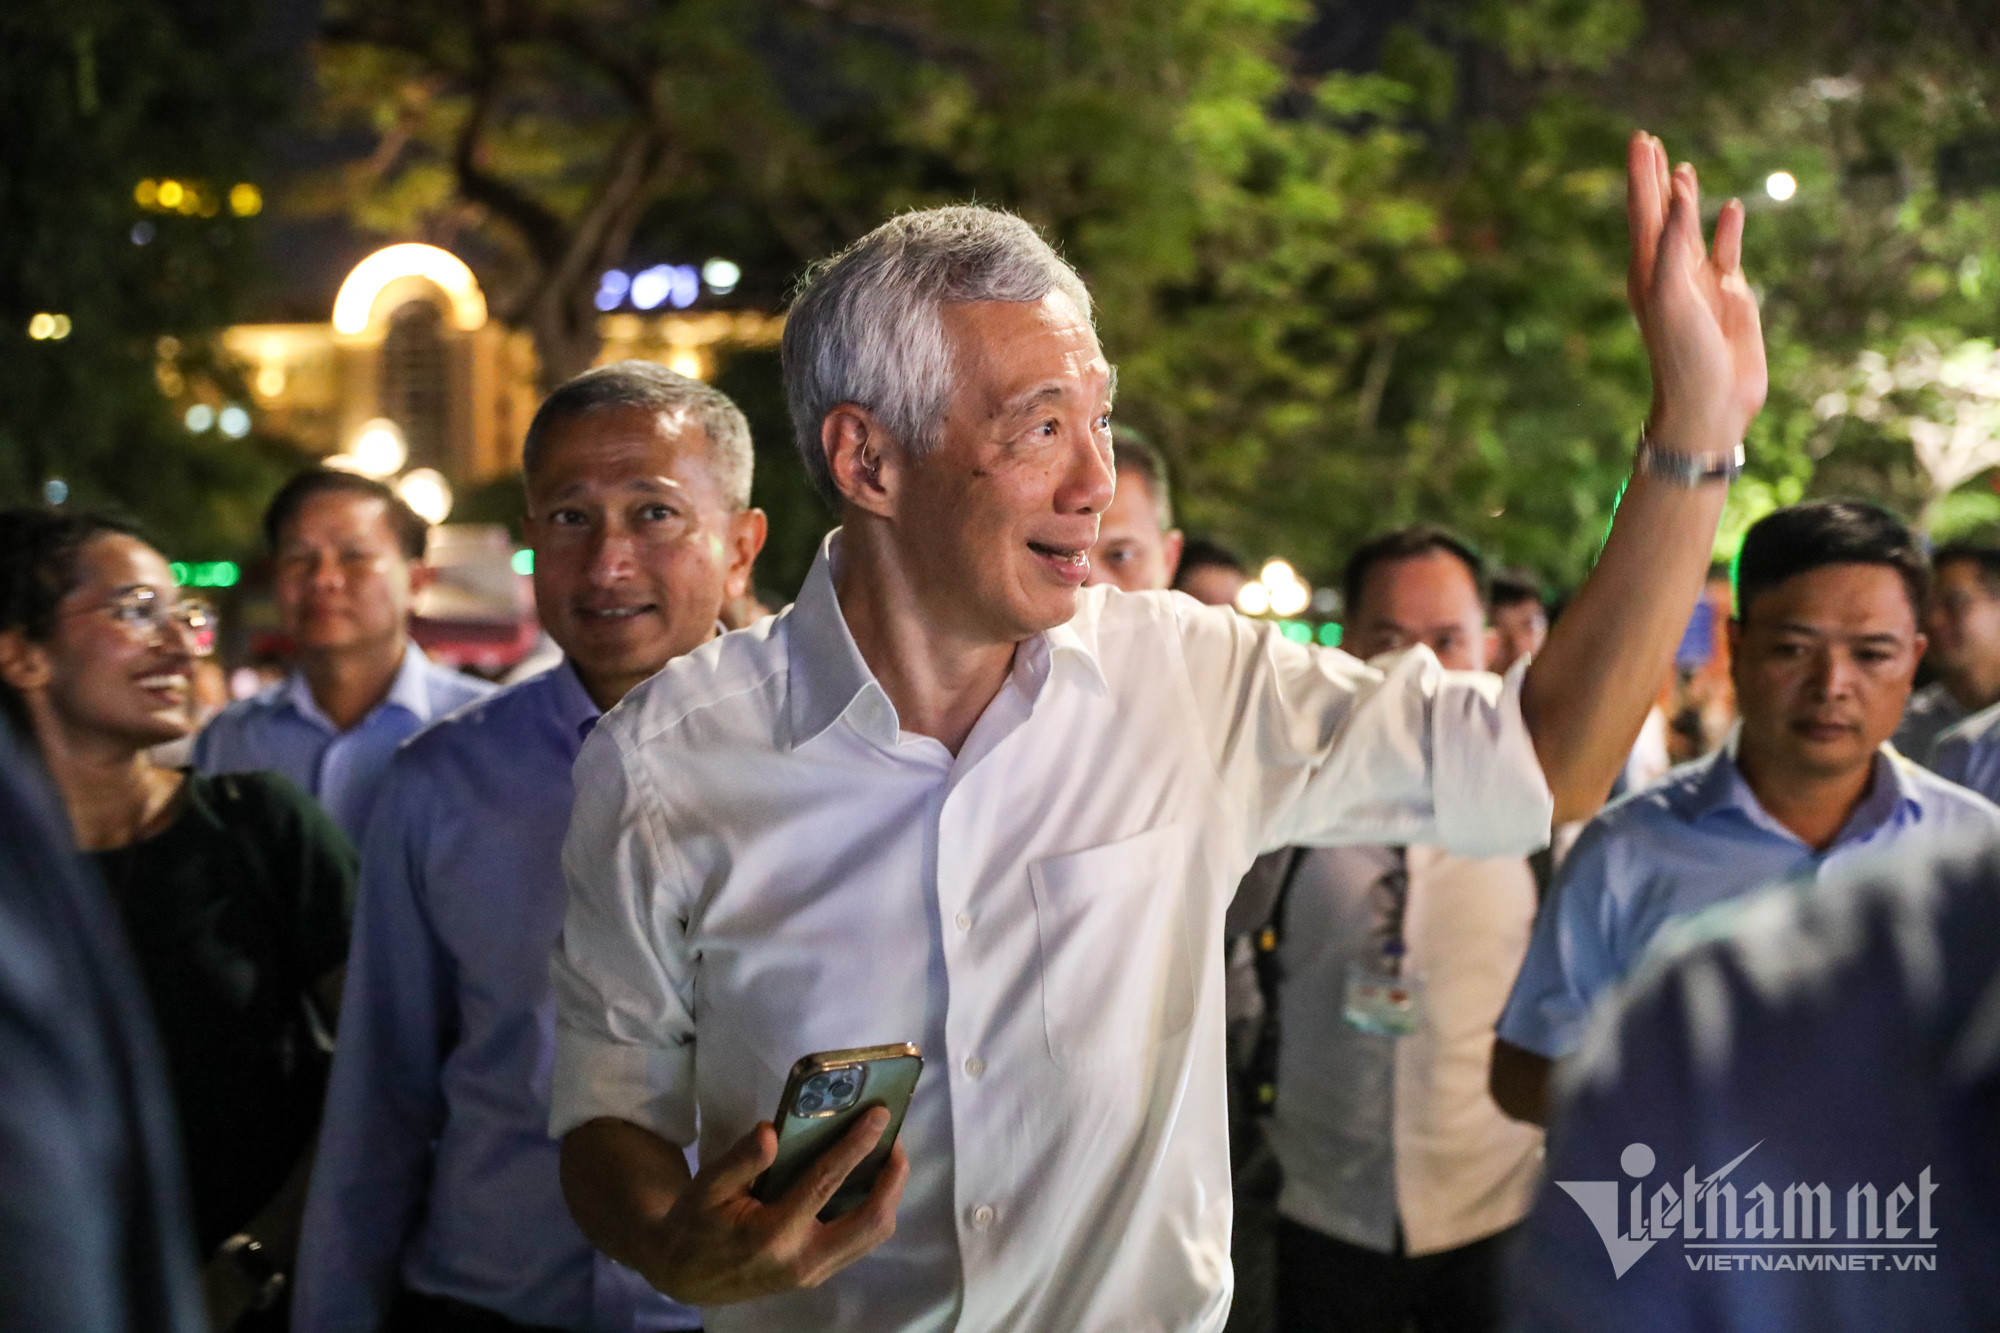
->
<box><xmin>548</xmin><ymin>726</ymin><xmax>699</xmax><ymax>1144</ymax></box>
<box><xmin>1173</xmin><ymin>597</ymin><xmax>1552</xmax><ymax>861</ymax></box>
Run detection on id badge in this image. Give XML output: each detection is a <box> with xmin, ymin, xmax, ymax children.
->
<box><xmin>1343</xmin><ymin>959</ymin><xmax>1423</xmax><ymax>1037</ymax></box>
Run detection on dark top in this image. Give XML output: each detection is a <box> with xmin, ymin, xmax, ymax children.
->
<box><xmin>92</xmin><ymin>771</ymin><xmax>357</xmax><ymax>1254</ymax></box>
<box><xmin>0</xmin><ymin>727</ymin><xmax>204</xmax><ymax>1333</ymax></box>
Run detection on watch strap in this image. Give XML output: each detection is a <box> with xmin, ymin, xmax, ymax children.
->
<box><xmin>1634</xmin><ymin>428</ymin><xmax>1745</xmax><ymax>486</ymax></box>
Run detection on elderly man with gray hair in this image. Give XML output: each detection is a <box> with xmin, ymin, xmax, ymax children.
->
<box><xmin>294</xmin><ymin>362</ymin><xmax>764</xmax><ymax>1333</ymax></box>
<box><xmin>552</xmin><ymin>132</ymin><xmax>1768</xmax><ymax>1332</ymax></box>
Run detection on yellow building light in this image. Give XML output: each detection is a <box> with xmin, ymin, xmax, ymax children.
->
<box><xmin>332</xmin><ymin>244</ymin><xmax>487</xmax><ymax>336</ymax></box>
<box><xmin>156</xmin><ymin>179</ymin><xmax>185</xmax><ymax>210</ymax></box>
<box><xmin>229</xmin><ymin>183</ymin><xmax>263</xmax><ymax>217</ymax></box>
<box><xmin>135</xmin><ymin>179</ymin><xmax>158</xmax><ymax>208</ymax></box>
<box><xmin>27</xmin><ymin>314</ymin><xmax>56</xmax><ymax>340</ymax></box>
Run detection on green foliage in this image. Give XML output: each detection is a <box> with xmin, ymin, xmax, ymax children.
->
<box><xmin>0</xmin><ymin>0</ymin><xmax>303</xmax><ymax>559</ymax></box>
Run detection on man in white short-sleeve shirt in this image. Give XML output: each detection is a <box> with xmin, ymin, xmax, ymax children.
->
<box><xmin>550</xmin><ymin>133</ymin><xmax>1771</xmax><ymax>1333</ymax></box>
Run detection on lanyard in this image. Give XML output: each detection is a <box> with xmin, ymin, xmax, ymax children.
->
<box><xmin>1369</xmin><ymin>846</ymin><xmax>1411</xmax><ymax>977</ymax></box>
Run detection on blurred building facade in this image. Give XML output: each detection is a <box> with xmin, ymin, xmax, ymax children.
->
<box><xmin>217</xmin><ymin>243</ymin><xmax>783</xmax><ymax>488</ymax></box>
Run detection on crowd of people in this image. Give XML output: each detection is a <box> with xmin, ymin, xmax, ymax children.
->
<box><xmin>4</xmin><ymin>131</ymin><xmax>1999</xmax><ymax>1333</ymax></box>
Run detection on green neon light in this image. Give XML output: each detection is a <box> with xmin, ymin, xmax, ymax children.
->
<box><xmin>1279</xmin><ymin>620</ymin><xmax>1313</xmax><ymax>644</ymax></box>
<box><xmin>511</xmin><ymin>548</ymin><xmax>534</xmax><ymax>575</ymax></box>
<box><xmin>170</xmin><ymin>560</ymin><xmax>239</xmax><ymax>588</ymax></box>
<box><xmin>1317</xmin><ymin>622</ymin><xmax>1343</xmax><ymax>647</ymax></box>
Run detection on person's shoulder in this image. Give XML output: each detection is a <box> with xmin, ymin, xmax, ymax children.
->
<box><xmin>421</xmin><ymin>656</ymin><xmax>498</xmax><ymax>710</ymax></box>
<box><xmin>600</xmin><ymin>614</ymin><xmax>788</xmax><ymax>749</ymax></box>
<box><xmin>187</xmin><ymin>769</ymin><xmax>347</xmax><ymax>848</ymax></box>
<box><xmin>1932</xmin><ymin>696</ymin><xmax>2000</xmax><ymax>754</ymax></box>
<box><xmin>398</xmin><ymin>668</ymin><xmax>556</xmax><ymax>767</ymax></box>
<box><xmin>197</xmin><ymin>681</ymin><xmax>290</xmax><ymax>739</ymax></box>
<box><xmin>1587</xmin><ymin>754</ymin><xmax>1715</xmax><ymax>841</ymax></box>
<box><xmin>1897</xmin><ymin>751</ymin><xmax>2000</xmax><ymax>826</ymax></box>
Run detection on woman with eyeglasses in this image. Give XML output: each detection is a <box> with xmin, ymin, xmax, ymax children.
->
<box><xmin>0</xmin><ymin>508</ymin><xmax>356</xmax><ymax>1332</ymax></box>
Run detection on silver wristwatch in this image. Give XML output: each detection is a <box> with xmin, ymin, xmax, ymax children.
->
<box><xmin>1634</xmin><ymin>428</ymin><xmax>1744</xmax><ymax>486</ymax></box>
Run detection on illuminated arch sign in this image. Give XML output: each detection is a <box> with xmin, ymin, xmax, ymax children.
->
<box><xmin>332</xmin><ymin>244</ymin><xmax>488</xmax><ymax>337</ymax></box>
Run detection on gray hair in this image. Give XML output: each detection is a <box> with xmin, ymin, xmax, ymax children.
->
<box><xmin>782</xmin><ymin>205</ymin><xmax>1094</xmax><ymax>504</ymax></box>
<box><xmin>521</xmin><ymin>360</ymin><xmax>755</xmax><ymax>509</ymax></box>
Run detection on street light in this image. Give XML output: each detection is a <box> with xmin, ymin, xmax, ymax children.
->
<box><xmin>1764</xmin><ymin>171</ymin><xmax>1798</xmax><ymax>202</ymax></box>
<box><xmin>396</xmin><ymin>468</ymin><xmax>454</xmax><ymax>525</ymax></box>
<box><xmin>349</xmin><ymin>419</ymin><xmax>408</xmax><ymax>477</ymax></box>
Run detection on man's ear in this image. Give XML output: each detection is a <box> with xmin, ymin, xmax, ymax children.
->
<box><xmin>724</xmin><ymin>508</ymin><xmax>770</xmax><ymax>602</ymax></box>
<box><xmin>1163</xmin><ymin>529</ymin><xmax>1185</xmax><ymax>585</ymax></box>
<box><xmin>408</xmin><ymin>561</ymin><xmax>439</xmax><ymax>596</ymax></box>
<box><xmin>821</xmin><ymin>405</ymin><xmax>900</xmax><ymax>520</ymax></box>
<box><xmin>0</xmin><ymin>629</ymin><xmax>51</xmax><ymax>694</ymax></box>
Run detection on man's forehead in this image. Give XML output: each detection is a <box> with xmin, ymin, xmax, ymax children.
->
<box><xmin>285</xmin><ymin>491</ymin><xmax>395</xmax><ymax>544</ymax></box>
<box><xmin>532</xmin><ymin>410</ymin><xmax>717</xmax><ymax>493</ymax></box>
<box><xmin>1747</xmin><ymin>570</ymin><xmax>1916</xmax><ymax>633</ymax></box>
<box><xmin>943</xmin><ymin>294</ymin><xmax>1109</xmax><ymax>393</ymax></box>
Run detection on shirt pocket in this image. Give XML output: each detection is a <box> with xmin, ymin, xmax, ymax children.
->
<box><xmin>1028</xmin><ymin>823</ymin><xmax>1193</xmax><ymax>1070</ymax></box>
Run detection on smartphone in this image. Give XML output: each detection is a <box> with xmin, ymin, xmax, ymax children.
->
<box><xmin>751</xmin><ymin>1043</ymin><xmax>923</xmax><ymax>1221</ymax></box>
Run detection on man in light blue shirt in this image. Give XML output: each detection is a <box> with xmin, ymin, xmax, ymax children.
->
<box><xmin>293</xmin><ymin>362</ymin><xmax>766</xmax><ymax>1333</ymax></box>
<box><xmin>1492</xmin><ymin>500</ymin><xmax>2000</xmax><ymax>1126</ymax></box>
<box><xmin>195</xmin><ymin>470</ymin><xmax>491</xmax><ymax>841</ymax></box>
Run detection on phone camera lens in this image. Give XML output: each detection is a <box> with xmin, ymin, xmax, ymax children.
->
<box><xmin>804</xmin><ymin>1073</ymin><xmax>831</xmax><ymax>1095</ymax></box>
<box><xmin>798</xmin><ymin>1092</ymin><xmax>825</xmax><ymax>1113</ymax></box>
<box><xmin>829</xmin><ymin>1076</ymin><xmax>856</xmax><ymax>1101</ymax></box>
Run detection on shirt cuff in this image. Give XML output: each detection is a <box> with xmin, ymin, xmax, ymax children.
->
<box><xmin>548</xmin><ymin>1021</ymin><xmax>698</xmax><ymax>1145</ymax></box>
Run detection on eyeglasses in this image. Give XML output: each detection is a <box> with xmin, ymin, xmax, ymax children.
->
<box><xmin>79</xmin><ymin>586</ymin><xmax>218</xmax><ymax>656</ymax></box>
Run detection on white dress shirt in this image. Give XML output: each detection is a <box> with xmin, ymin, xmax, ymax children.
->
<box><xmin>550</xmin><ymin>533</ymin><xmax>1554</xmax><ymax>1333</ymax></box>
<box><xmin>1265</xmin><ymin>845</ymin><xmax>1544</xmax><ymax>1257</ymax></box>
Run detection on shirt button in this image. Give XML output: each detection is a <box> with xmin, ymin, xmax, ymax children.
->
<box><xmin>954</xmin><ymin>911</ymin><xmax>972</xmax><ymax>932</ymax></box>
<box><xmin>972</xmin><ymin>1204</ymin><xmax>996</xmax><ymax>1229</ymax></box>
<box><xmin>963</xmin><ymin>1055</ymin><xmax>986</xmax><ymax>1078</ymax></box>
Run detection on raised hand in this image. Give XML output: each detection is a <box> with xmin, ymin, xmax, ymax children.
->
<box><xmin>1626</xmin><ymin>130</ymin><xmax>1768</xmax><ymax>454</ymax></box>
<box><xmin>638</xmin><ymin>1109</ymin><xmax>908</xmax><ymax>1305</ymax></box>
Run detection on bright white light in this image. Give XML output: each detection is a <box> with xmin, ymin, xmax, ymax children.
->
<box><xmin>1269</xmin><ymin>580</ymin><xmax>1311</xmax><ymax>616</ymax></box>
<box><xmin>349</xmin><ymin>419</ymin><xmax>408</xmax><ymax>477</ymax></box>
<box><xmin>1235</xmin><ymin>582</ymin><xmax>1272</xmax><ymax>615</ymax></box>
<box><xmin>332</xmin><ymin>244</ymin><xmax>487</xmax><ymax>335</ymax></box>
<box><xmin>396</xmin><ymin>468</ymin><xmax>453</xmax><ymax>525</ymax></box>
<box><xmin>630</xmin><ymin>265</ymin><xmax>672</xmax><ymax>311</ymax></box>
<box><xmin>185</xmin><ymin>404</ymin><xmax>215</xmax><ymax>433</ymax></box>
<box><xmin>1260</xmin><ymin>558</ymin><xmax>1298</xmax><ymax>589</ymax></box>
<box><xmin>668</xmin><ymin>348</ymin><xmax>705</xmax><ymax>380</ymax></box>
<box><xmin>255</xmin><ymin>364</ymin><xmax>286</xmax><ymax>398</ymax></box>
<box><xmin>322</xmin><ymin>454</ymin><xmax>368</xmax><ymax>474</ymax></box>
<box><xmin>217</xmin><ymin>405</ymin><xmax>251</xmax><ymax>439</ymax></box>
<box><xmin>1764</xmin><ymin>171</ymin><xmax>1798</xmax><ymax>202</ymax></box>
<box><xmin>702</xmin><ymin>258</ymin><xmax>740</xmax><ymax>294</ymax></box>
<box><xmin>595</xmin><ymin>270</ymin><xmax>631</xmax><ymax>311</ymax></box>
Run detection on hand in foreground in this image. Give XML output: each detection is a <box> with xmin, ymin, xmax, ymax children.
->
<box><xmin>1626</xmin><ymin>129</ymin><xmax>1768</xmax><ymax>453</ymax></box>
<box><xmin>638</xmin><ymin>1108</ymin><xmax>908</xmax><ymax>1306</ymax></box>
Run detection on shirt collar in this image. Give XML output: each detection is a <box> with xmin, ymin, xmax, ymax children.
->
<box><xmin>278</xmin><ymin>642</ymin><xmax>440</xmax><ymax>734</ymax></box>
<box><xmin>782</xmin><ymin>529</ymin><xmax>1109</xmax><ymax>751</ymax></box>
<box><xmin>551</xmin><ymin>658</ymin><xmax>604</xmax><ymax>745</ymax></box>
<box><xmin>1683</xmin><ymin>734</ymin><xmax>1920</xmax><ymax>851</ymax></box>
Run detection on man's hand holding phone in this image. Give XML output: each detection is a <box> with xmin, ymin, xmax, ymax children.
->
<box><xmin>638</xmin><ymin>1110</ymin><xmax>909</xmax><ymax>1305</ymax></box>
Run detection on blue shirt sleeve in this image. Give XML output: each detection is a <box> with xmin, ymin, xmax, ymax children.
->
<box><xmin>293</xmin><ymin>757</ymin><xmax>455</xmax><ymax>1333</ymax></box>
<box><xmin>1497</xmin><ymin>817</ymin><xmax>1628</xmax><ymax>1058</ymax></box>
